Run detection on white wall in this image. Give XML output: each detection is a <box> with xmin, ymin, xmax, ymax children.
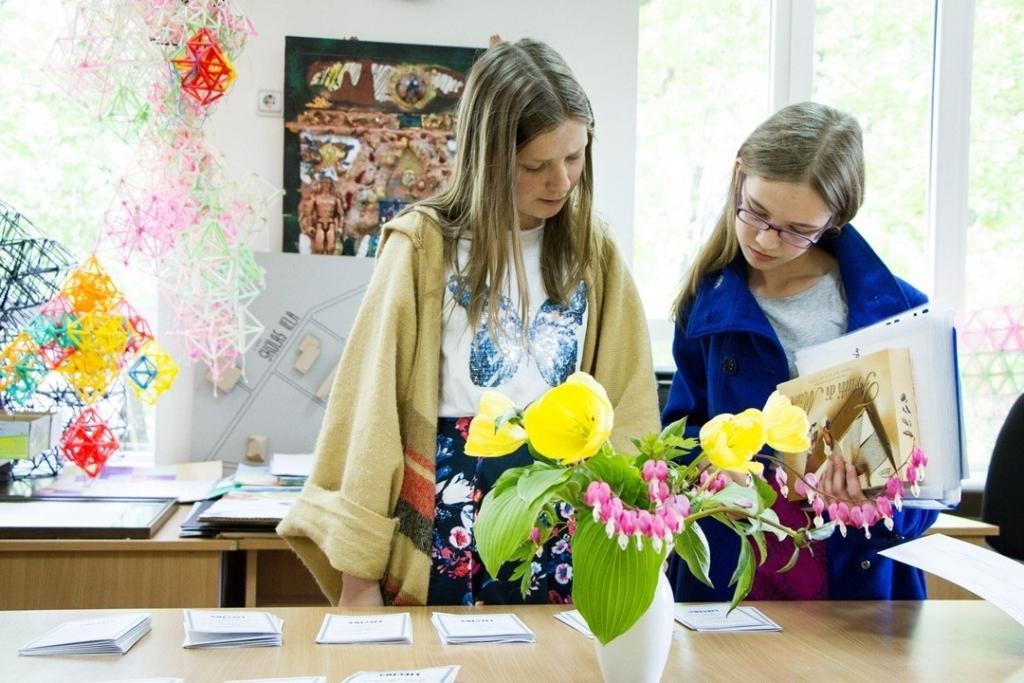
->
<box><xmin>206</xmin><ymin>0</ymin><xmax>640</xmax><ymax>252</ymax></box>
<box><xmin>157</xmin><ymin>0</ymin><xmax>640</xmax><ymax>463</ymax></box>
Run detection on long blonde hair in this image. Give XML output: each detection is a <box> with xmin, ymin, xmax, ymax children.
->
<box><xmin>413</xmin><ymin>38</ymin><xmax>596</xmax><ymax>336</ymax></box>
<box><xmin>671</xmin><ymin>101</ymin><xmax>865</xmax><ymax>319</ymax></box>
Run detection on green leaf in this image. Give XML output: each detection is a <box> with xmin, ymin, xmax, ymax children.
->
<box><xmin>491</xmin><ymin>465</ymin><xmax>529</xmax><ymax>497</ymax></box>
<box><xmin>779</xmin><ymin>545</ymin><xmax>801</xmax><ymax>573</ymax></box>
<box><xmin>572</xmin><ymin>515</ymin><xmax>666</xmax><ymax>645</ymax></box>
<box><xmin>674</xmin><ymin>520</ymin><xmax>713</xmax><ymax>588</ymax></box>
<box><xmin>755</xmin><ymin>508</ymin><xmax>788</xmax><ymax>542</ymax></box>
<box><xmin>804</xmin><ymin>522</ymin><xmax>838</xmax><ymax>543</ymax></box>
<box><xmin>585</xmin><ymin>452</ymin><xmax>647</xmax><ymax>507</ymax></box>
<box><xmin>516</xmin><ymin>466</ymin><xmax>569</xmax><ymax>506</ymax></box>
<box><xmin>493</xmin><ymin>408</ymin><xmax>523</xmax><ymax>432</ymax></box>
<box><xmin>660</xmin><ymin>416</ymin><xmax>688</xmax><ymax>440</ymax></box>
<box><xmin>752</xmin><ymin>471</ymin><xmax>778</xmax><ymax>509</ymax></box>
<box><xmin>749</xmin><ymin>529</ymin><xmax>768</xmax><ymax>566</ymax></box>
<box><xmin>728</xmin><ymin>538</ymin><xmax>755</xmax><ymax>611</ymax></box>
<box><xmin>708</xmin><ymin>482</ymin><xmax>763</xmax><ymax>515</ymax></box>
<box><xmin>476</xmin><ymin>483</ymin><xmax>545</xmax><ymax>576</ymax></box>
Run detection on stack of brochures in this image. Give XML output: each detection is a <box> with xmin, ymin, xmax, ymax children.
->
<box><xmin>270</xmin><ymin>453</ymin><xmax>314</xmax><ymax>487</ymax></box>
<box><xmin>553</xmin><ymin>609</ymin><xmax>594</xmax><ymax>639</ymax></box>
<box><xmin>19</xmin><ymin>612</ymin><xmax>151</xmax><ymax>656</ymax></box>
<box><xmin>341</xmin><ymin>666</ymin><xmax>460</xmax><ymax>683</ymax></box>
<box><xmin>430</xmin><ymin>612</ymin><xmax>535</xmax><ymax>644</ymax></box>
<box><xmin>182</xmin><ymin>610</ymin><xmax>284</xmax><ymax>648</ymax></box>
<box><xmin>316</xmin><ymin>613</ymin><xmax>413</xmax><ymax>644</ymax></box>
<box><xmin>674</xmin><ymin>604</ymin><xmax>781</xmax><ymax>632</ymax></box>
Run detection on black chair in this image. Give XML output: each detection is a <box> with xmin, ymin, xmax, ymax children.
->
<box><xmin>655</xmin><ymin>369</ymin><xmax>673</xmax><ymax>416</ymax></box>
<box><xmin>981</xmin><ymin>392</ymin><xmax>1024</xmax><ymax>560</ymax></box>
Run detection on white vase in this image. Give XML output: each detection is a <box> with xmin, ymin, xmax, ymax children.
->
<box><xmin>594</xmin><ymin>572</ymin><xmax>675</xmax><ymax>683</ymax></box>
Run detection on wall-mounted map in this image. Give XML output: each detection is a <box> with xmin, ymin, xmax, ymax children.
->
<box><xmin>189</xmin><ymin>252</ymin><xmax>375</xmax><ymax>463</ymax></box>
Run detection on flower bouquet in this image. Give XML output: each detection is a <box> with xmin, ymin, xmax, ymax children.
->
<box><xmin>468</xmin><ymin>372</ymin><xmax>919</xmax><ymax>649</ymax></box>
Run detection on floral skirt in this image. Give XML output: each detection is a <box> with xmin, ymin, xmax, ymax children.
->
<box><xmin>427</xmin><ymin>417</ymin><xmax>574</xmax><ymax>606</ymax></box>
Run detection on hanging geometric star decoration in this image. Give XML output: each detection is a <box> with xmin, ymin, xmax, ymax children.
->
<box><xmin>171</xmin><ymin>27</ymin><xmax>237</xmax><ymax>106</ymax></box>
<box><xmin>0</xmin><ymin>253</ymin><xmax>178</xmax><ymax>476</ymax></box>
<box><xmin>58</xmin><ymin>406</ymin><xmax>121</xmax><ymax>478</ymax></box>
<box><xmin>45</xmin><ymin>0</ymin><xmax>163</xmax><ymax>142</ymax></box>
<box><xmin>0</xmin><ymin>199</ymin><xmax>77</xmax><ymax>346</ymax></box>
<box><xmin>46</xmin><ymin>0</ymin><xmax>272</xmax><ymax>388</ymax></box>
<box><xmin>127</xmin><ymin>339</ymin><xmax>179</xmax><ymax>404</ymax></box>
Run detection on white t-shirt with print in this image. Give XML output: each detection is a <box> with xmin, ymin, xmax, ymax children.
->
<box><xmin>438</xmin><ymin>224</ymin><xmax>589</xmax><ymax>417</ymax></box>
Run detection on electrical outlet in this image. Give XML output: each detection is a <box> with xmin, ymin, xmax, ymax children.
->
<box><xmin>258</xmin><ymin>89</ymin><xmax>282</xmax><ymax>115</ymax></box>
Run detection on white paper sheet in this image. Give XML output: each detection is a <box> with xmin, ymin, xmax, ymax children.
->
<box><xmin>879</xmin><ymin>534</ymin><xmax>1024</xmax><ymax>627</ymax></box>
<box><xmin>316</xmin><ymin>613</ymin><xmax>412</xmax><ymax>644</ymax></box>
<box><xmin>341</xmin><ymin>666</ymin><xmax>459</xmax><ymax>683</ymax></box>
<box><xmin>270</xmin><ymin>453</ymin><xmax>314</xmax><ymax>477</ymax></box>
<box><xmin>674</xmin><ymin>604</ymin><xmax>781</xmax><ymax>631</ymax></box>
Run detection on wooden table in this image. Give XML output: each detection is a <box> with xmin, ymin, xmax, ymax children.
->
<box><xmin>240</xmin><ymin>512</ymin><xmax>999</xmax><ymax>606</ymax></box>
<box><xmin>0</xmin><ymin>602</ymin><xmax>1021</xmax><ymax>682</ymax></box>
<box><xmin>0</xmin><ymin>507</ymin><xmax>233</xmax><ymax>610</ymax></box>
<box><xmin>0</xmin><ymin>509</ymin><xmax>1000</xmax><ymax>610</ymax></box>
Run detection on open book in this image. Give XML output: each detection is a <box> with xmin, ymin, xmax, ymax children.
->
<box><xmin>777</xmin><ymin>306</ymin><xmax>965</xmax><ymax>509</ymax></box>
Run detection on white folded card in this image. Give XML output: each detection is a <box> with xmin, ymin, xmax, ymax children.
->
<box><xmin>19</xmin><ymin>612</ymin><xmax>151</xmax><ymax>656</ymax></box>
<box><xmin>674</xmin><ymin>604</ymin><xmax>781</xmax><ymax>632</ymax></box>
<box><xmin>430</xmin><ymin>612</ymin><xmax>535</xmax><ymax>644</ymax></box>
<box><xmin>316</xmin><ymin>613</ymin><xmax>412</xmax><ymax>644</ymax></box>
<box><xmin>182</xmin><ymin>610</ymin><xmax>283</xmax><ymax>648</ymax></box>
<box><xmin>341</xmin><ymin>666</ymin><xmax>460</xmax><ymax>683</ymax></box>
<box><xmin>880</xmin><ymin>533</ymin><xmax>1024</xmax><ymax>627</ymax></box>
<box><xmin>553</xmin><ymin>610</ymin><xmax>593</xmax><ymax>639</ymax></box>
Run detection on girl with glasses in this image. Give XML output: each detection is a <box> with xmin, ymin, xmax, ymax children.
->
<box><xmin>278</xmin><ymin>38</ymin><xmax>659</xmax><ymax>608</ymax></box>
<box><xmin>662</xmin><ymin>102</ymin><xmax>937</xmax><ymax>602</ymax></box>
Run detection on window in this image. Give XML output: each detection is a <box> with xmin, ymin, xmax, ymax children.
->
<box><xmin>959</xmin><ymin>0</ymin><xmax>1024</xmax><ymax>477</ymax></box>
<box><xmin>635</xmin><ymin>0</ymin><xmax>771</xmax><ymax>368</ymax></box>
<box><xmin>0</xmin><ymin>0</ymin><xmax>156</xmax><ymax>464</ymax></box>
<box><xmin>812</xmin><ymin>1</ymin><xmax>934</xmax><ymax>288</ymax></box>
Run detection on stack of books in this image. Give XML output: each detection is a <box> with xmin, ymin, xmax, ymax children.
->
<box><xmin>430</xmin><ymin>612</ymin><xmax>535</xmax><ymax>644</ymax></box>
<box><xmin>182</xmin><ymin>610</ymin><xmax>284</xmax><ymax>648</ymax></box>
<box><xmin>178</xmin><ymin>490</ymin><xmax>299</xmax><ymax>538</ymax></box>
<box><xmin>19</xmin><ymin>613</ymin><xmax>151</xmax><ymax>656</ymax></box>
<box><xmin>316</xmin><ymin>613</ymin><xmax>413</xmax><ymax>644</ymax></box>
<box><xmin>270</xmin><ymin>453</ymin><xmax>313</xmax><ymax>487</ymax></box>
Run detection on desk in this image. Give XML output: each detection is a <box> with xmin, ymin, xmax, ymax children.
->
<box><xmin>0</xmin><ymin>602</ymin><xmax>1021</xmax><ymax>682</ymax></box>
<box><xmin>0</xmin><ymin>509</ymin><xmax>1000</xmax><ymax>610</ymax></box>
<box><xmin>0</xmin><ymin>507</ymin><xmax>233</xmax><ymax>610</ymax></box>
<box><xmin>242</xmin><ymin>512</ymin><xmax>1000</xmax><ymax>606</ymax></box>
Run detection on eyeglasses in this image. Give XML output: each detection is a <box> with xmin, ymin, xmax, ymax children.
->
<box><xmin>735</xmin><ymin>176</ymin><xmax>832</xmax><ymax>250</ymax></box>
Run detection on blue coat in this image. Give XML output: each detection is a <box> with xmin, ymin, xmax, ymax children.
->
<box><xmin>663</xmin><ymin>225</ymin><xmax>938</xmax><ymax>601</ymax></box>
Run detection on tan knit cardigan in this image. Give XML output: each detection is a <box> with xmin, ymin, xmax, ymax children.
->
<box><xmin>277</xmin><ymin>209</ymin><xmax>660</xmax><ymax>605</ymax></box>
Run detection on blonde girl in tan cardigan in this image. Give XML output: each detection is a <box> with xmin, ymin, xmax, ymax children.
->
<box><xmin>278</xmin><ymin>38</ymin><xmax>659</xmax><ymax>607</ymax></box>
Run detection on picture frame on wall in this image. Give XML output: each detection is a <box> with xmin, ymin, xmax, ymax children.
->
<box><xmin>282</xmin><ymin>36</ymin><xmax>484</xmax><ymax>257</ymax></box>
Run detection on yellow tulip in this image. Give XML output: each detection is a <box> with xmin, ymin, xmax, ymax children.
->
<box><xmin>464</xmin><ymin>390</ymin><xmax>527</xmax><ymax>457</ymax></box>
<box><xmin>522</xmin><ymin>372</ymin><xmax>613</xmax><ymax>465</ymax></box>
<box><xmin>762</xmin><ymin>391</ymin><xmax>811</xmax><ymax>453</ymax></box>
<box><xmin>699</xmin><ymin>408</ymin><xmax>766</xmax><ymax>475</ymax></box>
